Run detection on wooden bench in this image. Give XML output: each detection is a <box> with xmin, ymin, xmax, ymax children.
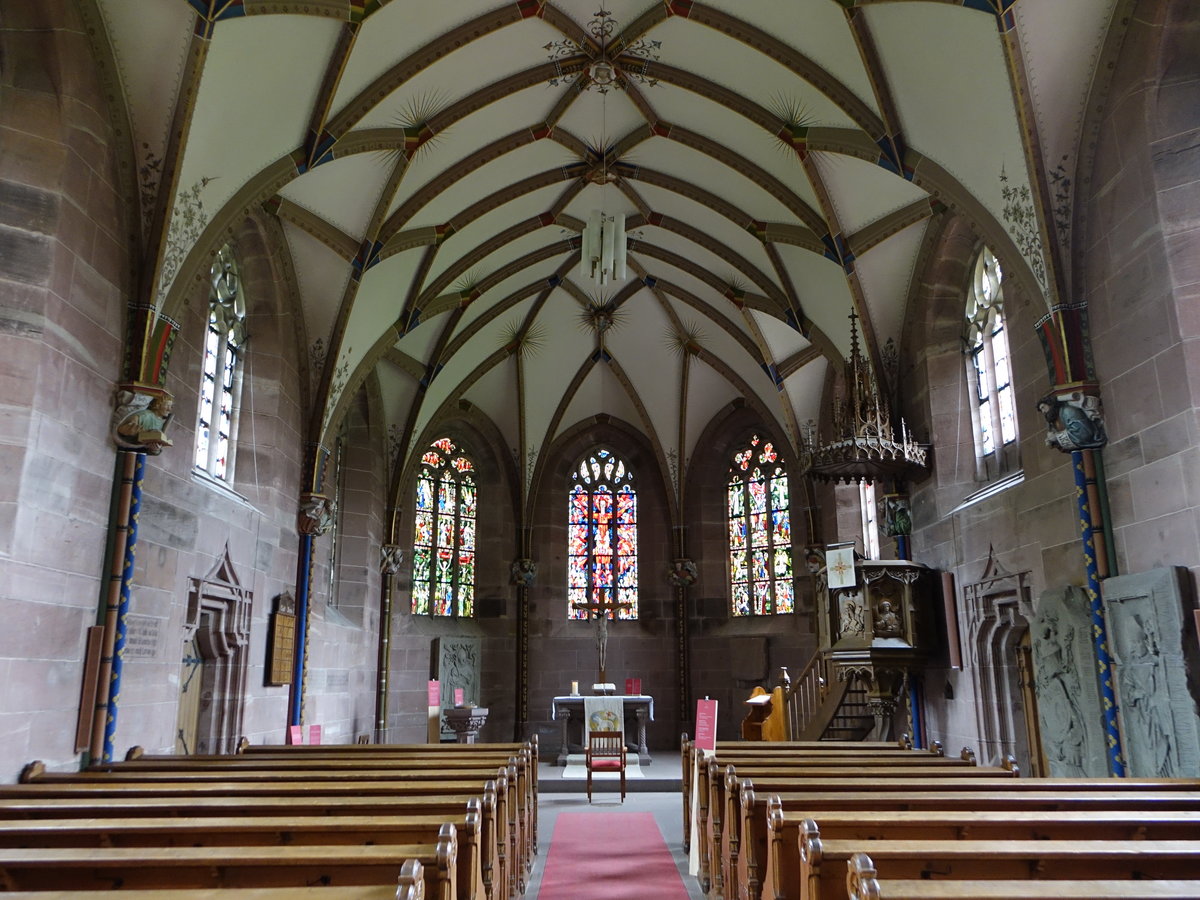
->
<box><xmin>702</xmin><ymin>757</ymin><xmax>1011</xmax><ymax>898</ymax></box>
<box><xmin>0</xmin><ymin>813</ymin><xmax>481</xmax><ymax>900</ymax></box>
<box><xmin>720</xmin><ymin>773</ymin><xmax>1200</xmax><ymax>900</ymax></box>
<box><xmin>0</xmin><ymin>828</ymin><xmax>458</xmax><ymax>897</ymax></box>
<box><xmin>761</xmin><ymin>807</ymin><xmax>1200</xmax><ymax>900</ymax></box>
<box><xmin>17</xmin><ymin>763</ymin><xmax>522</xmax><ymax>899</ymax></box>
<box><xmin>0</xmin><ymin>858</ymin><xmax>425</xmax><ymax>899</ymax></box>
<box><xmin>799</xmin><ymin>836</ymin><xmax>1200</xmax><ymax>900</ymax></box>
<box><xmin>845</xmin><ymin>853</ymin><xmax>1200</xmax><ymax>900</ymax></box>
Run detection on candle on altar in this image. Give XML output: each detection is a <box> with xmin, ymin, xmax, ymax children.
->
<box><xmin>570</xmin><ymin>681</ymin><xmax>579</xmax><ymax>695</ymax></box>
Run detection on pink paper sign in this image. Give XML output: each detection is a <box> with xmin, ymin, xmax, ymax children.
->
<box><xmin>428</xmin><ymin>680</ymin><xmax>441</xmax><ymax>707</ymax></box>
<box><xmin>308</xmin><ymin>724</ymin><xmax>322</xmax><ymax>745</ymax></box>
<box><xmin>454</xmin><ymin>688</ymin><xmax>465</xmax><ymax>707</ymax></box>
<box><xmin>694</xmin><ymin>699</ymin><xmax>718</xmax><ymax>752</ymax></box>
<box><xmin>287</xmin><ymin>725</ymin><xmax>303</xmax><ymax>745</ymax></box>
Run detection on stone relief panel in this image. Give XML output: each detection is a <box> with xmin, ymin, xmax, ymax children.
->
<box><xmin>1104</xmin><ymin>567</ymin><xmax>1200</xmax><ymax>777</ymax></box>
<box><xmin>431</xmin><ymin>636</ymin><xmax>481</xmax><ymax>740</ymax></box>
<box><xmin>1030</xmin><ymin>586</ymin><xmax>1107</xmax><ymax>777</ymax></box>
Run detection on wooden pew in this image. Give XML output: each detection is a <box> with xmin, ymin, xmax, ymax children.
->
<box><xmin>680</xmin><ymin>735</ymin><xmax>933</xmax><ymax>856</ymax></box>
<box><xmin>0</xmin><ymin>827</ymin><xmax>458</xmax><ymax>898</ymax></box>
<box><xmin>0</xmin><ymin>858</ymin><xmax>426</xmax><ymax>900</ymax></box>
<box><xmin>17</xmin><ymin>762</ymin><xmax>522</xmax><ymax>899</ymax></box>
<box><xmin>0</xmin><ymin>813</ymin><xmax>482</xmax><ymax>900</ymax></box>
<box><xmin>122</xmin><ymin>739</ymin><xmax>538</xmax><ymax>865</ymax></box>
<box><xmin>761</xmin><ymin>806</ymin><xmax>1200</xmax><ymax>900</ymax></box>
<box><xmin>799</xmin><ymin>836</ymin><xmax>1200</xmax><ymax>900</ymax></box>
<box><xmin>845</xmin><ymin>854</ymin><xmax>1200</xmax><ymax>900</ymax></box>
<box><xmin>702</xmin><ymin>755</ymin><xmax>1008</xmax><ymax>899</ymax></box>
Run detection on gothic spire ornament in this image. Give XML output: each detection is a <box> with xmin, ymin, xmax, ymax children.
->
<box><xmin>800</xmin><ymin>314</ymin><xmax>928</xmax><ymax>484</ymax></box>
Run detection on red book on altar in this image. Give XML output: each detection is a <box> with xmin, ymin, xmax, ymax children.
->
<box><xmin>624</xmin><ymin>678</ymin><xmax>642</xmax><ymax>695</ymax></box>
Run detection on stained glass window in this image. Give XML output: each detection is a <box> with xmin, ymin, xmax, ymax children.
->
<box><xmin>195</xmin><ymin>245</ymin><xmax>246</xmax><ymax>481</ymax></box>
<box><xmin>728</xmin><ymin>435</ymin><xmax>794</xmax><ymax>616</ymax></box>
<box><xmin>412</xmin><ymin>437</ymin><xmax>476</xmax><ymax>617</ymax></box>
<box><xmin>567</xmin><ymin>448</ymin><xmax>638</xmax><ymax>620</ymax></box>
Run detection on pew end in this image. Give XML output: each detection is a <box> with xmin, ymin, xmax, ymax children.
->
<box><xmin>18</xmin><ymin>761</ymin><xmax>44</xmax><ymax>784</ymax></box>
<box><xmin>398</xmin><ymin>858</ymin><xmax>427</xmax><ymax>900</ymax></box>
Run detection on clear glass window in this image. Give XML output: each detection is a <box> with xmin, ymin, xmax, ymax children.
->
<box><xmin>195</xmin><ymin>245</ymin><xmax>246</xmax><ymax>481</ymax></box>
<box><xmin>965</xmin><ymin>247</ymin><xmax>1017</xmax><ymax>467</ymax></box>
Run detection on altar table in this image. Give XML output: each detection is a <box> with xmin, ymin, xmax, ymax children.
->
<box><xmin>551</xmin><ymin>694</ymin><xmax>654</xmax><ymax>766</ymax></box>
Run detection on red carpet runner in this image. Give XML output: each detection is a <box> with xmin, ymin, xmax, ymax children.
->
<box><xmin>537</xmin><ymin>812</ymin><xmax>691</xmax><ymax>900</ymax></box>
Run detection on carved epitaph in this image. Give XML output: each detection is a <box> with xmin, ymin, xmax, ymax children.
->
<box><xmin>431</xmin><ymin>637</ymin><xmax>481</xmax><ymax>740</ymax></box>
<box><xmin>1030</xmin><ymin>586</ymin><xmax>1107</xmax><ymax>776</ymax></box>
<box><xmin>1103</xmin><ymin>567</ymin><xmax>1200</xmax><ymax>777</ymax></box>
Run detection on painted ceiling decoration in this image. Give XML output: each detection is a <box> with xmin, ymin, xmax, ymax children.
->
<box><xmin>87</xmin><ymin>0</ymin><xmax>1121</xmax><ymax>509</ymax></box>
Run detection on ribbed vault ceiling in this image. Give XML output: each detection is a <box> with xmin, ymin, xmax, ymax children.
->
<box><xmin>89</xmin><ymin>0</ymin><xmax>1119</xmax><ymax>506</ymax></box>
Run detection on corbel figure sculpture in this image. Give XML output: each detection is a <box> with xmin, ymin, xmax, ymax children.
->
<box><xmin>510</xmin><ymin>557</ymin><xmax>537</xmax><ymax>586</ymax></box>
<box><xmin>667</xmin><ymin>558</ymin><xmax>698</xmax><ymax>588</ymax></box>
<box><xmin>1038</xmin><ymin>390</ymin><xmax>1107</xmax><ymax>452</ymax></box>
<box><xmin>112</xmin><ymin>386</ymin><xmax>175</xmax><ymax>454</ymax></box>
<box><xmin>298</xmin><ymin>492</ymin><xmax>334</xmax><ymax>536</ymax></box>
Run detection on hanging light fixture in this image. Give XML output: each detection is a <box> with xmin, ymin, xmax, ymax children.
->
<box><xmin>578</xmin><ymin>16</ymin><xmax>627</xmax><ymax>287</ymax></box>
<box><xmin>799</xmin><ymin>313</ymin><xmax>928</xmax><ymax>484</ymax></box>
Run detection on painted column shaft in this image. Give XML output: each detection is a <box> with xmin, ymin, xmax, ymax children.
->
<box><xmin>103</xmin><ymin>452</ymin><xmax>146</xmax><ymax>761</ymax></box>
<box><xmin>1072</xmin><ymin>449</ymin><xmax>1126</xmax><ymax>777</ymax></box>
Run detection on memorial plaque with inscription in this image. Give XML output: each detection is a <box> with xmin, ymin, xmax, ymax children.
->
<box><xmin>266</xmin><ymin>593</ymin><xmax>296</xmax><ymax>686</ymax></box>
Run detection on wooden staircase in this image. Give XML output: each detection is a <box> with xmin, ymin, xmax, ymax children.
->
<box><xmin>778</xmin><ymin>657</ymin><xmax>875</xmax><ymax>742</ymax></box>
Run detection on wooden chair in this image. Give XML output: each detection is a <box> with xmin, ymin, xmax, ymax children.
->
<box><xmin>586</xmin><ymin>731</ymin><xmax>626</xmax><ymax>803</ymax></box>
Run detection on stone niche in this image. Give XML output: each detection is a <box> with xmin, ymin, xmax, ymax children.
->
<box><xmin>1030</xmin><ymin>586</ymin><xmax>1107</xmax><ymax>777</ymax></box>
<box><xmin>1103</xmin><ymin>567</ymin><xmax>1200</xmax><ymax>777</ymax></box>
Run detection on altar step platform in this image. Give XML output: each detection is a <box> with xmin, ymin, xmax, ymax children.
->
<box><xmin>538</xmin><ymin>754</ymin><xmax>683</xmax><ymax>794</ymax></box>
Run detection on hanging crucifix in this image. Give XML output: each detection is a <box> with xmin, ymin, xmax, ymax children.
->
<box><xmin>571</xmin><ymin>595</ymin><xmax>632</xmax><ymax>685</ymax></box>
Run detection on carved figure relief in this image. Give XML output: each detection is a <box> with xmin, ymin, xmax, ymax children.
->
<box><xmin>113</xmin><ymin>388</ymin><xmax>175</xmax><ymax>454</ymax></box>
<box><xmin>838</xmin><ymin>594</ymin><xmax>867</xmax><ymax>638</ymax></box>
<box><xmin>432</xmin><ymin>637</ymin><xmax>481</xmax><ymax>738</ymax></box>
<box><xmin>510</xmin><ymin>557</ymin><xmax>537</xmax><ymax>586</ymax></box>
<box><xmin>1105</xmin><ymin>568</ymin><xmax>1200</xmax><ymax>778</ymax></box>
<box><xmin>667</xmin><ymin>558</ymin><xmax>698</xmax><ymax>587</ymax></box>
<box><xmin>1038</xmin><ymin>390</ymin><xmax>1106</xmax><ymax>452</ymax></box>
<box><xmin>873</xmin><ymin>601</ymin><xmax>901</xmax><ymax>637</ymax></box>
<box><xmin>380</xmin><ymin>545</ymin><xmax>405</xmax><ymax>576</ymax></box>
<box><xmin>1031</xmin><ymin>587</ymin><xmax>1106</xmax><ymax>777</ymax></box>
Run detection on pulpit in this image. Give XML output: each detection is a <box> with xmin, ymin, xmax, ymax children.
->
<box><xmin>816</xmin><ymin>557</ymin><xmax>938</xmax><ymax>739</ymax></box>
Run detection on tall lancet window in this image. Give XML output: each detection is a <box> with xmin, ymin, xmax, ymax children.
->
<box><xmin>965</xmin><ymin>246</ymin><xmax>1017</xmax><ymax>472</ymax></box>
<box><xmin>195</xmin><ymin>245</ymin><xmax>246</xmax><ymax>481</ymax></box>
<box><xmin>567</xmin><ymin>448</ymin><xmax>638</xmax><ymax>620</ymax></box>
<box><xmin>728</xmin><ymin>435</ymin><xmax>794</xmax><ymax>616</ymax></box>
<box><xmin>412</xmin><ymin>437</ymin><xmax>476</xmax><ymax>617</ymax></box>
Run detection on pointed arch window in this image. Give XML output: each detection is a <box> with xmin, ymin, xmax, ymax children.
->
<box><xmin>567</xmin><ymin>448</ymin><xmax>638</xmax><ymax>620</ymax></box>
<box><xmin>195</xmin><ymin>245</ymin><xmax>247</xmax><ymax>481</ymax></box>
<box><xmin>728</xmin><ymin>435</ymin><xmax>794</xmax><ymax>616</ymax></box>
<box><xmin>412</xmin><ymin>438</ymin><xmax>476</xmax><ymax>617</ymax></box>
<box><xmin>965</xmin><ymin>247</ymin><xmax>1017</xmax><ymax>474</ymax></box>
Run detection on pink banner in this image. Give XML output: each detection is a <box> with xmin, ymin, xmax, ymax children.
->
<box><xmin>428</xmin><ymin>680</ymin><xmax>440</xmax><ymax>706</ymax></box>
<box><xmin>287</xmin><ymin>725</ymin><xmax>303</xmax><ymax>745</ymax></box>
<box><xmin>308</xmin><ymin>724</ymin><xmax>322</xmax><ymax>745</ymax></box>
<box><xmin>694</xmin><ymin>698</ymin><xmax>718</xmax><ymax>752</ymax></box>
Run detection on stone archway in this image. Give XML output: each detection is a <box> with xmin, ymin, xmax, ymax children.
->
<box><xmin>178</xmin><ymin>545</ymin><xmax>252</xmax><ymax>754</ymax></box>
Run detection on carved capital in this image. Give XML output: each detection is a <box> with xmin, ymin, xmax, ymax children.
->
<box><xmin>298</xmin><ymin>492</ymin><xmax>334</xmax><ymax>536</ymax></box>
<box><xmin>380</xmin><ymin>544</ymin><xmax>405</xmax><ymax>576</ymax></box>
<box><xmin>112</xmin><ymin>385</ymin><xmax>175</xmax><ymax>454</ymax></box>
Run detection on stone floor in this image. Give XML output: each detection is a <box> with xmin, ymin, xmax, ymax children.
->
<box><xmin>528</xmin><ymin>755</ymin><xmax>705</xmax><ymax>899</ymax></box>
